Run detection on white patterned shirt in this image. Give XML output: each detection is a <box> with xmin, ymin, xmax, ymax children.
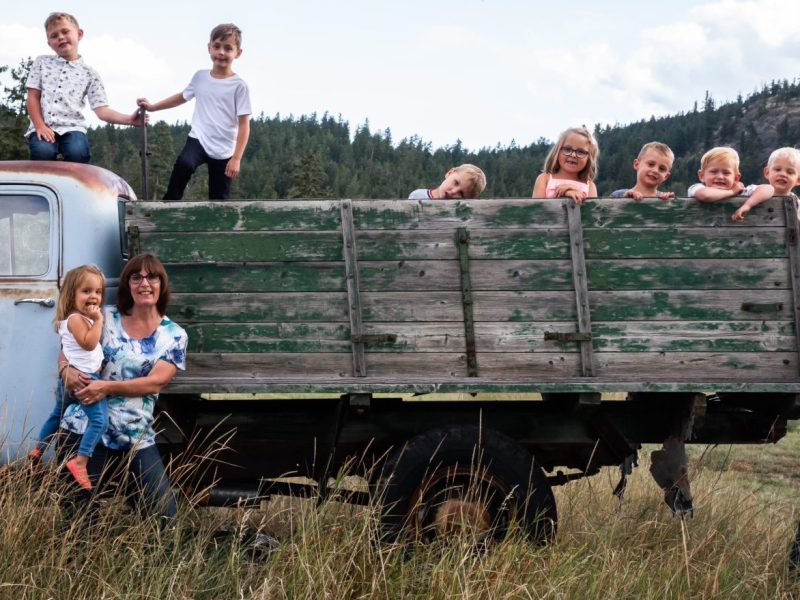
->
<box><xmin>25</xmin><ymin>54</ymin><xmax>109</xmax><ymax>137</ymax></box>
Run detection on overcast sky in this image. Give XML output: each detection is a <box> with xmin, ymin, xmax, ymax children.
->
<box><xmin>2</xmin><ymin>0</ymin><xmax>799</xmax><ymax>150</ymax></box>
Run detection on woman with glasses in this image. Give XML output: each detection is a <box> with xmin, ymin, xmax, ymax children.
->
<box><xmin>59</xmin><ymin>253</ymin><xmax>187</xmax><ymax>519</ymax></box>
<box><xmin>532</xmin><ymin>126</ymin><xmax>599</xmax><ymax>204</ymax></box>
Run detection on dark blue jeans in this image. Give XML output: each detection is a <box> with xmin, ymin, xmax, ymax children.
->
<box><xmin>37</xmin><ymin>376</ymin><xmax>107</xmax><ymax>458</ymax></box>
<box><xmin>164</xmin><ymin>136</ymin><xmax>232</xmax><ymax>200</ymax></box>
<box><xmin>57</xmin><ymin>430</ymin><xmax>178</xmax><ymax>520</ymax></box>
<box><xmin>28</xmin><ymin>131</ymin><xmax>91</xmax><ymax>163</ymax></box>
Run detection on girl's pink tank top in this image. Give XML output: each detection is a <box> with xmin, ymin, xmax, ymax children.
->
<box><xmin>544</xmin><ymin>173</ymin><xmax>590</xmax><ymax>199</ymax></box>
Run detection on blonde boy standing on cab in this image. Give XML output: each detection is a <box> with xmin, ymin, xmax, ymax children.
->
<box><xmin>138</xmin><ymin>24</ymin><xmax>251</xmax><ymax>200</ymax></box>
<box><xmin>26</xmin><ymin>12</ymin><xmax>141</xmax><ymax>163</ymax></box>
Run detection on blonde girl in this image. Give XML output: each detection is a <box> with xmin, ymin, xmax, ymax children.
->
<box><xmin>29</xmin><ymin>265</ymin><xmax>107</xmax><ymax>490</ymax></box>
<box><xmin>532</xmin><ymin>126</ymin><xmax>599</xmax><ymax>204</ymax></box>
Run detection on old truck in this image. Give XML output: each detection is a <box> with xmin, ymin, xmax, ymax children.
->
<box><xmin>2</xmin><ymin>160</ymin><xmax>799</xmax><ymax>543</ymax></box>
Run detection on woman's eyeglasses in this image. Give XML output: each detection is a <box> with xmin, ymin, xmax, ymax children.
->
<box><xmin>129</xmin><ymin>273</ymin><xmax>160</xmax><ymax>284</ymax></box>
<box><xmin>560</xmin><ymin>146</ymin><xmax>590</xmax><ymax>159</ymax></box>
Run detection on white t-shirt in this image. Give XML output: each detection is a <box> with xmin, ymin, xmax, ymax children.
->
<box><xmin>59</xmin><ymin>313</ymin><xmax>103</xmax><ymax>373</ymax></box>
<box><xmin>183</xmin><ymin>70</ymin><xmax>252</xmax><ymax>159</ymax></box>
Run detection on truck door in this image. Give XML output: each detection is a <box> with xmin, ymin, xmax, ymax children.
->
<box><xmin>0</xmin><ymin>187</ymin><xmax>59</xmax><ymax>461</ymax></box>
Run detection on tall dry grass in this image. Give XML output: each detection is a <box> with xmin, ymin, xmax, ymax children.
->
<box><xmin>1</xmin><ymin>433</ymin><xmax>799</xmax><ymax>600</ymax></box>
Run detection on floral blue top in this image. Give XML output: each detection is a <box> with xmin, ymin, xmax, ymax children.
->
<box><xmin>61</xmin><ymin>306</ymin><xmax>187</xmax><ymax>451</ymax></box>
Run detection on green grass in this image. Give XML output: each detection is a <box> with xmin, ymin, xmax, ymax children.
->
<box><xmin>2</xmin><ymin>429</ymin><xmax>800</xmax><ymax>599</ymax></box>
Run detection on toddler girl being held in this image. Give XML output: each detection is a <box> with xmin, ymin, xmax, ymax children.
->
<box><xmin>29</xmin><ymin>265</ymin><xmax>107</xmax><ymax>490</ymax></box>
<box><xmin>532</xmin><ymin>126</ymin><xmax>599</xmax><ymax>204</ymax></box>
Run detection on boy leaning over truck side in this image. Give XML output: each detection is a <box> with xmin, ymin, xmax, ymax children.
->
<box><xmin>26</xmin><ymin>12</ymin><xmax>142</xmax><ymax>163</ymax></box>
<box><xmin>732</xmin><ymin>147</ymin><xmax>800</xmax><ymax>222</ymax></box>
<box><xmin>688</xmin><ymin>146</ymin><xmax>775</xmax><ymax>209</ymax></box>
<box><xmin>138</xmin><ymin>24</ymin><xmax>252</xmax><ymax>200</ymax></box>
<box><xmin>408</xmin><ymin>164</ymin><xmax>487</xmax><ymax>200</ymax></box>
<box><xmin>608</xmin><ymin>141</ymin><xmax>675</xmax><ymax>201</ymax></box>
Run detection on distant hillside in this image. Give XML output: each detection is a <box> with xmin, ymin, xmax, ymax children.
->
<box><xmin>2</xmin><ymin>59</ymin><xmax>799</xmax><ymax>199</ymax></box>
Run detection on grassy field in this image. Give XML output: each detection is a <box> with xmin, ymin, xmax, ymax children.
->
<box><xmin>2</xmin><ymin>425</ymin><xmax>800</xmax><ymax>599</ymax></box>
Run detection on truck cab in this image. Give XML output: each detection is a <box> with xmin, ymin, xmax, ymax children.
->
<box><xmin>0</xmin><ymin>161</ymin><xmax>133</xmax><ymax>460</ymax></box>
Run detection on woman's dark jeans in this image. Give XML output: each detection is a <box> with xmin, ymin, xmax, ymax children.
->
<box><xmin>57</xmin><ymin>430</ymin><xmax>177</xmax><ymax>520</ymax></box>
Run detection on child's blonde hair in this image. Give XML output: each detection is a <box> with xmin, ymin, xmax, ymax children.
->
<box><xmin>452</xmin><ymin>164</ymin><xmax>487</xmax><ymax>198</ymax></box>
<box><xmin>55</xmin><ymin>265</ymin><xmax>105</xmax><ymax>330</ymax></box>
<box><xmin>210</xmin><ymin>23</ymin><xmax>242</xmax><ymax>48</ymax></box>
<box><xmin>700</xmin><ymin>146</ymin><xmax>740</xmax><ymax>174</ymax></box>
<box><xmin>768</xmin><ymin>147</ymin><xmax>800</xmax><ymax>169</ymax></box>
<box><xmin>543</xmin><ymin>126</ymin><xmax>599</xmax><ymax>182</ymax></box>
<box><xmin>638</xmin><ymin>141</ymin><xmax>674</xmax><ymax>164</ymax></box>
<box><xmin>44</xmin><ymin>12</ymin><xmax>79</xmax><ymax>30</ymax></box>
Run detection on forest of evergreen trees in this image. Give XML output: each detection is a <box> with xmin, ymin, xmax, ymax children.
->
<box><xmin>2</xmin><ymin>58</ymin><xmax>800</xmax><ymax>201</ymax></box>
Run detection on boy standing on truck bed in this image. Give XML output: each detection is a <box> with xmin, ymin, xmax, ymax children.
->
<box><xmin>608</xmin><ymin>142</ymin><xmax>675</xmax><ymax>201</ymax></box>
<box><xmin>408</xmin><ymin>164</ymin><xmax>487</xmax><ymax>200</ymax></box>
<box><xmin>26</xmin><ymin>12</ymin><xmax>141</xmax><ymax>163</ymax></box>
<box><xmin>138</xmin><ymin>24</ymin><xmax>252</xmax><ymax>200</ymax></box>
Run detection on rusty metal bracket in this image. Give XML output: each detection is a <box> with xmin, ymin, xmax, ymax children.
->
<box><xmin>351</xmin><ymin>334</ymin><xmax>398</xmax><ymax>344</ymax></box>
<box><xmin>128</xmin><ymin>224</ymin><xmax>141</xmax><ymax>257</ymax></box>
<box><xmin>741</xmin><ymin>302</ymin><xmax>784</xmax><ymax>314</ymax></box>
<box><xmin>544</xmin><ymin>331</ymin><xmax>593</xmax><ymax>342</ymax></box>
<box><xmin>456</xmin><ymin>227</ymin><xmax>478</xmax><ymax>377</ymax></box>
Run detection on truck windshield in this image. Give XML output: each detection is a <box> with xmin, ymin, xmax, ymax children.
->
<box><xmin>0</xmin><ymin>195</ymin><xmax>50</xmax><ymax>276</ymax></box>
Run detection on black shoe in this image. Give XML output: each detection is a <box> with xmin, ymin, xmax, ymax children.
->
<box><xmin>664</xmin><ymin>486</ymin><xmax>694</xmax><ymax>518</ymax></box>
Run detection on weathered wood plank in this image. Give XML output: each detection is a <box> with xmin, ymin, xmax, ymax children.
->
<box><xmin>184</xmin><ymin>320</ymin><xmax>796</xmax><ymax>354</ymax></box>
<box><xmin>468</xmin><ymin>258</ymin><xmax>788</xmax><ymax>291</ymax></box>
<box><xmin>581</xmin><ymin>228</ymin><xmax>786</xmax><ymax>259</ymax></box>
<box><xmin>167</xmin><ymin>262</ymin><xmax>348</xmax><ymax>293</ymax></box>
<box><xmin>477</xmin><ymin>289</ymin><xmax>794</xmax><ymax>322</ymax></box>
<box><xmin>170</xmin><ymin>290</ymin><xmax>793</xmax><ymax>324</ymax></box>
<box><xmin>477</xmin><ymin>351</ymin><xmax>798</xmax><ymax>379</ymax></box>
<box><xmin>127</xmin><ymin>200</ymin><xmax>342</xmax><ymax>232</ymax></box>
<box><xmin>137</xmin><ymin>227</ymin><xmax>788</xmax><ymax>263</ymax></box>
<box><xmin>129</xmin><ymin>197</ymin><xmax>786</xmax><ymax>235</ymax></box>
<box><xmin>165</xmin><ymin>376</ymin><xmax>800</xmax><ymax>395</ymax></box>
<box><xmin>185</xmin><ymin>351</ymin><xmax>797</xmax><ymax>380</ymax></box>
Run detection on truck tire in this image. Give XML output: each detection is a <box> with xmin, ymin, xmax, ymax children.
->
<box><xmin>374</xmin><ymin>426</ymin><xmax>557</xmax><ymax>546</ymax></box>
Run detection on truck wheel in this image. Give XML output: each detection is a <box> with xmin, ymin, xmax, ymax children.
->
<box><xmin>374</xmin><ymin>426</ymin><xmax>556</xmax><ymax>546</ymax></box>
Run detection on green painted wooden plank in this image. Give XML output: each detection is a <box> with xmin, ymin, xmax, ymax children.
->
<box><xmin>184</xmin><ymin>322</ymin><xmax>467</xmax><ymax>353</ymax></box>
<box><xmin>165</xmin><ymin>376</ymin><xmax>800</xmax><ymax>395</ymax></box>
<box><xmin>582</xmin><ymin>228</ymin><xmax>786</xmax><ymax>259</ymax></box>
<box><xmin>480</xmin><ymin>321</ymin><xmax>796</xmax><ymax>353</ymax></box>
<box><xmin>127</xmin><ymin>200</ymin><xmax>342</xmax><ymax>232</ymax></box>
<box><xmin>581</xmin><ymin>196</ymin><xmax>786</xmax><ymax>228</ymax></box>
<box><xmin>171</xmin><ymin>292</ymin><xmax>351</xmax><ymax>323</ymax></box>
<box><xmin>137</xmin><ymin>225</ymin><xmax>787</xmax><ymax>262</ymax></box>
<box><xmin>172</xmin><ymin>292</ymin><xmax>468</xmax><ymax>323</ymax></box>
<box><xmin>473</xmin><ymin>290</ymin><xmax>794</xmax><ymax>322</ymax></box>
<box><xmin>183</xmin><ymin>320</ymin><xmax>796</xmax><ymax>354</ymax></box>
<box><xmin>139</xmin><ymin>231</ymin><xmax>344</xmax><ymax>262</ymax></box>
<box><xmin>184</xmin><ymin>350</ymin><xmax>797</xmax><ymax>380</ymax></box>
<box><xmin>170</xmin><ymin>289</ymin><xmax>793</xmax><ymax>324</ymax></box>
<box><xmin>167</xmin><ymin>263</ymin><xmax>347</xmax><ymax>293</ymax></box>
<box><xmin>129</xmin><ymin>197</ymin><xmax>786</xmax><ymax>237</ymax></box>
<box><xmin>468</xmin><ymin>258</ymin><xmax>788</xmax><ymax>291</ymax></box>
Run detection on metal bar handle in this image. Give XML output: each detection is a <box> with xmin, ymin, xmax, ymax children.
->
<box><xmin>14</xmin><ymin>298</ymin><xmax>55</xmax><ymax>307</ymax></box>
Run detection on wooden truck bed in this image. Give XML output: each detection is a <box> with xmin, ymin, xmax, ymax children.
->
<box><xmin>126</xmin><ymin>196</ymin><xmax>800</xmax><ymax>396</ymax></box>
